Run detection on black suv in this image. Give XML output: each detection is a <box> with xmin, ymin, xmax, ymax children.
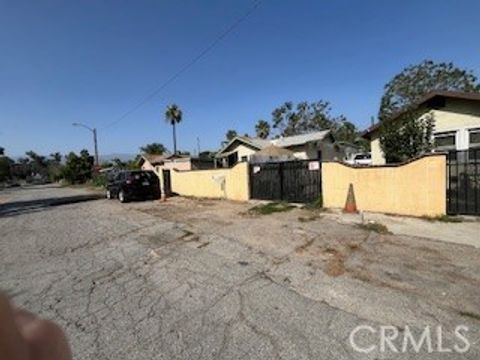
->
<box><xmin>106</xmin><ymin>170</ymin><xmax>160</xmax><ymax>203</ymax></box>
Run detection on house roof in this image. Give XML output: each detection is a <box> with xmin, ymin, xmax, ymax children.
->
<box><xmin>253</xmin><ymin>144</ymin><xmax>295</xmax><ymax>157</ymax></box>
<box><xmin>215</xmin><ymin>136</ymin><xmax>271</xmax><ymax>158</ymax></box>
<box><xmin>271</xmin><ymin>130</ymin><xmax>331</xmax><ymax>147</ymax></box>
<box><xmin>141</xmin><ymin>154</ymin><xmax>166</xmax><ymax>166</ymax></box>
<box><xmin>140</xmin><ymin>153</ymin><xmax>190</xmax><ymax>166</ymax></box>
<box><xmin>362</xmin><ymin>90</ymin><xmax>480</xmax><ymax>139</ymax></box>
<box><xmin>216</xmin><ymin>130</ymin><xmax>331</xmax><ymax>158</ymax></box>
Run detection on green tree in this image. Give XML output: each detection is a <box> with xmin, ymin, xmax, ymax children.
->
<box><xmin>379</xmin><ymin>60</ymin><xmax>480</xmax><ymax>121</ymax></box>
<box><xmin>225</xmin><ymin>129</ymin><xmax>238</xmax><ymax>141</ymax></box>
<box><xmin>165</xmin><ymin>104</ymin><xmax>183</xmax><ymax>154</ymax></box>
<box><xmin>111</xmin><ymin>158</ymin><xmax>127</xmax><ymax>168</ymax></box>
<box><xmin>333</xmin><ymin>121</ymin><xmax>356</xmax><ymax>143</ymax></box>
<box><xmin>0</xmin><ymin>148</ymin><xmax>13</xmax><ymax>182</ymax></box>
<box><xmin>49</xmin><ymin>152</ymin><xmax>62</xmax><ymax>163</ymax></box>
<box><xmin>255</xmin><ymin>120</ymin><xmax>270</xmax><ymax>139</ymax></box>
<box><xmin>11</xmin><ymin>157</ymin><xmax>30</xmax><ymax>179</ymax></box>
<box><xmin>199</xmin><ymin>151</ymin><xmax>215</xmax><ymax>159</ymax></box>
<box><xmin>140</xmin><ymin>143</ymin><xmax>167</xmax><ymax>155</ymax></box>
<box><xmin>25</xmin><ymin>151</ymin><xmax>48</xmax><ymax>177</ymax></box>
<box><xmin>271</xmin><ymin>100</ymin><xmax>346</xmax><ymax>136</ymax></box>
<box><xmin>47</xmin><ymin>152</ymin><xmax>64</xmax><ymax>182</ymax></box>
<box><xmin>62</xmin><ymin>150</ymin><xmax>94</xmax><ymax>184</ymax></box>
<box><xmin>379</xmin><ymin>110</ymin><xmax>434</xmax><ymax>163</ymax></box>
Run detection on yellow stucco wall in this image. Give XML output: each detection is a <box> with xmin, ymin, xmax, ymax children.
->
<box><xmin>169</xmin><ymin>162</ymin><xmax>249</xmax><ymax>201</ymax></box>
<box><xmin>322</xmin><ymin>154</ymin><xmax>446</xmax><ymax>217</ymax></box>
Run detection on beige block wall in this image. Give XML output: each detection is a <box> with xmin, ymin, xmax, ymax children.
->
<box><xmin>322</xmin><ymin>154</ymin><xmax>446</xmax><ymax>217</ymax></box>
<box><xmin>169</xmin><ymin>162</ymin><xmax>249</xmax><ymax>201</ymax></box>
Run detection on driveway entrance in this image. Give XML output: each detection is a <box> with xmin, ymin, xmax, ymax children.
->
<box><xmin>249</xmin><ymin>159</ymin><xmax>321</xmax><ymax>203</ymax></box>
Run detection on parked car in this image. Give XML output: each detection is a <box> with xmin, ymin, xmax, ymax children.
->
<box><xmin>106</xmin><ymin>170</ymin><xmax>160</xmax><ymax>203</ymax></box>
<box><xmin>345</xmin><ymin>153</ymin><xmax>372</xmax><ymax>166</ymax></box>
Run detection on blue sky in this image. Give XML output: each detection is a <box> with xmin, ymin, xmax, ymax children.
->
<box><xmin>1</xmin><ymin>0</ymin><xmax>479</xmax><ymax>157</ymax></box>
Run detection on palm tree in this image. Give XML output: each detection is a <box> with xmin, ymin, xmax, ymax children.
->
<box><xmin>165</xmin><ymin>104</ymin><xmax>183</xmax><ymax>155</ymax></box>
<box><xmin>255</xmin><ymin>120</ymin><xmax>270</xmax><ymax>139</ymax></box>
<box><xmin>140</xmin><ymin>143</ymin><xmax>167</xmax><ymax>155</ymax></box>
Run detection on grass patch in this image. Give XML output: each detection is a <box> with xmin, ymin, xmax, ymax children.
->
<box><xmin>302</xmin><ymin>195</ymin><xmax>323</xmax><ymax>210</ymax></box>
<box><xmin>421</xmin><ymin>215</ymin><xmax>463</xmax><ymax>223</ymax></box>
<box><xmin>357</xmin><ymin>222</ymin><xmax>392</xmax><ymax>234</ymax></box>
<box><xmin>248</xmin><ymin>202</ymin><xmax>295</xmax><ymax>215</ymax></box>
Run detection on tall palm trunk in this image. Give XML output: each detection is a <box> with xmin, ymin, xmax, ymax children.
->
<box><xmin>172</xmin><ymin>122</ymin><xmax>177</xmax><ymax>155</ymax></box>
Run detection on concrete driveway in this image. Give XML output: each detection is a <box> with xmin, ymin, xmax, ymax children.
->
<box><xmin>1</xmin><ymin>185</ymin><xmax>479</xmax><ymax>359</ymax></box>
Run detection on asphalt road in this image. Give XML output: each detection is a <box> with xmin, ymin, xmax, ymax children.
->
<box><xmin>0</xmin><ymin>185</ymin><xmax>478</xmax><ymax>359</ymax></box>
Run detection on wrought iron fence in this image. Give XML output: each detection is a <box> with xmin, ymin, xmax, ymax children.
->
<box><xmin>446</xmin><ymin>149</ymin><xmax>480</xmax><ymax>215</ymax></box>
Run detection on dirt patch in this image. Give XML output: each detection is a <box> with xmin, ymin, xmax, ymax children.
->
<box><xmin>357</xmin><ymin>222</ymin><xmax>391</xmax><ymax>234</ymax></box>
<box><xmin>131</xmin><ymin>196</ymin><xmax>480</xmax><ymax>321</ymax></box>
<box><xmin>324</xmin><ymin>249</ymin><xmax>347</xmax><ymax>277</ymax></box>
<box><xmin>298</xmin><ymin>214</ymin><xmax>321</xmax><ymax>222</ymax></box>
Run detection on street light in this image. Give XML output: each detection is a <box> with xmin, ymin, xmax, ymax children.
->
<box><xmin>72</xmin><ymin>122</ymin><xmax>99</xmax><ymax>167</ymax></box>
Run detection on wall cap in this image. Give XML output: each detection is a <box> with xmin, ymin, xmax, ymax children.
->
<box><xmin>323</xmin><ymin>152</ymin><xmax>447</xmax><ymax>169</ymax></box>
<box><xmin>171</xmin><ymin>161</ymin><xmax>247</xmax><ymax>173</ymax></box>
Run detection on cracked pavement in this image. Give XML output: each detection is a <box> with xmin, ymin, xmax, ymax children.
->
<box><xmin>1</xmin><ymin>185</ymin><xmax>479</xmax><ymax>359</ymax></box>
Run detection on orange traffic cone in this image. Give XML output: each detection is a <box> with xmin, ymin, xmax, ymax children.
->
<box><xmin>343</xmin><ymin>183</ymin><xmax>358</xmax><ymax>213</ymax></box>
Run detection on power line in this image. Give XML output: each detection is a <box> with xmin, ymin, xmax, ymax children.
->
<box><xmin>102</xmin><ymin>1</ymin><xmax>261</xmax><ymax>130</ymax></box>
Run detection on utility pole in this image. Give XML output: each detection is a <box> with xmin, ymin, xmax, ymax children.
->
<box><xmin>72</xmin><ymin>122</ymin><xmax>99</xmax><ymax>167</ymax></box>
<box><xmin>197</xmin><ymin>136</ymin><xmax>201</xmax><ymax>156</ymax></box>
<box><xmin>93</xmin><ymin>128</ymin><xmax>99</xmax><ymax>166</ymax></box>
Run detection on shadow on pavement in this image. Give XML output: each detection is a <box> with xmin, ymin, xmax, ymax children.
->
<box><xmin>0</xmin><ymin>194</ymin><xmax>104</xmax><ymax>218</ymax></box>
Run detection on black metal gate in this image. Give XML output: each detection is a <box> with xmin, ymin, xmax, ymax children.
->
<box><xmin>447</xmin><ymin>149</ymin><xmax>480</xmax><ymax>215</ymax></box>
<box><xmin>162</xmin><ymin>169</ymin><xmax>171</xmax><ymax>196</ymax></box>
<box><xmin>249</xmin><ymin>159</ymin><xmax>321</xmax><ymax>203</ymax></box>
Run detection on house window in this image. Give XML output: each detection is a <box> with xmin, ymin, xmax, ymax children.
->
<box><xmin>434</xmin><ymin>132</ymin><xmax>456</xmax><ymax>149</ymax></box>
<box><xmin>241</xmin><ymin>156</ymin><xmax>248</xmax><ymax>162</ymax></box>
<box><xmin>469</xmin><ymin>129</ymin><xmax>480</xmax><ymax>147</ymax></box>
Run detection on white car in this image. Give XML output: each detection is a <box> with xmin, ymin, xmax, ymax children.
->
<box><xmin>345</xmin><ymin>153</ymin><xmax>372</xmax><ymax>166</ymax></box>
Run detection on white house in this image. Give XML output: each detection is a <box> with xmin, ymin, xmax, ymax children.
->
<box><xmin>215</xmin><ymin>130</ymin><xmax>359</xmax><ymax>167</ymax></box>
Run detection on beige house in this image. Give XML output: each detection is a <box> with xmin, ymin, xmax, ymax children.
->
<box><xmin>363</xmin><ymin>91</ymin><xmax>480</xmax><ymax>165</ymax></box>
<box><xmin>215</xmin><ymin>130</ymin><xmax>357</xmax><ymax>167</ymax></box>
<box><xmin>139</xmin><ymin>154</ymin><xmax>214</xmax><ymax>174</ymax></box>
